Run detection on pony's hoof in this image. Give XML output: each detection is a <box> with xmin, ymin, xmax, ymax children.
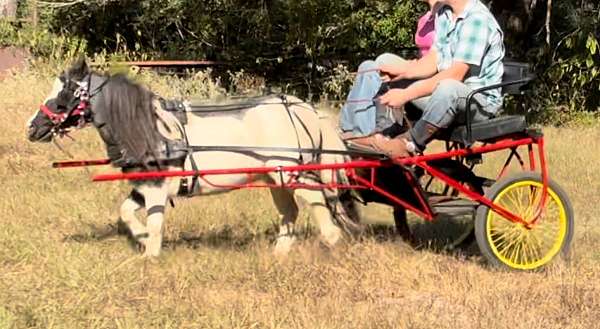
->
<box><xmin>142</xmin><ymin>246</ymin><xmax>161</xmax><ymax>258</ymax></box>
<box><xmin>116</xmin><ymin>219</ymin><xmax>132</xmax><ymax>236</ymax></box>
<box><xmin>132</xmin><ymin>232</ymin><xmax>149</xmax><ymax>254</ymax></box>
<box><xmin>141</xmin><ymin>235</ymin><xmax>162</xmax><ymax>257</ymax></box>
<box><xmin>320</xmin><ymin>229</ymin><xmax>342</xmax><ymax>248</ymax></box>
<box><xmin>136</xmin><ymin>241</ymin><xmax>146</xmax><ymax>254</ymax></box>
<box><xmin>274</xmin><ymin>235</ymin><xmax>296</xmax><ymax>258</ymax></box>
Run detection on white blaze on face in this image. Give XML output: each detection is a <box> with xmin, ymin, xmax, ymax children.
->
<box><xmin>26</xmin><ymin>78</ymin><xmax>65</xmax><ymax>128</ymax></box>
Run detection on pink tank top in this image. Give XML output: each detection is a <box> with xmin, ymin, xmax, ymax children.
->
<box><xmin>415</xmin><ymin>11</ymin><xmax>435</xmax><ymax>57</ymax></box>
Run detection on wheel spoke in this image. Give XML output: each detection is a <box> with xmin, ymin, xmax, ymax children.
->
<box><xmin>492</xmin><ymin>225</ymin><xmax>520</xmax><ymax>251</ymax></box>
<box><xmin>504</xmin><ymin>191</ymin><xmax>523</xmax><ymax>217</ymax></box>
<box><xmin>529</xmin><ymin>232</ymin><xmax>546</xmax><ymax>260</ymax></box>
<box><xmin>497</xmin><ymin>230</ymin><xmax>522</xmax><ymax>256</ymax></box>
<box><xmin>522</xmin><ymin>236</ymin><xmax>533</xmax><ymax>265</ymax></box>
<box><xmin>509</xmin><ymin>238</ymin><xmax>521</xmax><ymax>264</ymax></box>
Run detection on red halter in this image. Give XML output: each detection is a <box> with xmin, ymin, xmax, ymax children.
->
<box><xmin>39</xmin><ymin>104</ymin><xmax>68</xmax><ymax>124</ymax></box>
<box><xmin>39</xmin><ymin>99</ymin><xmax>90</xmax><ymax>127</ymax></box>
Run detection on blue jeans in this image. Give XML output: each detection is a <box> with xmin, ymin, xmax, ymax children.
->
<box><xmin>414</xmin><ymin>79</ymin><xmax>500</xmax><ymax>128</ymax></box>
<box><xmin>339</xmin><ymin>53</ymin><xmax>407</xmax><ymax>137</ymax></box>
<box><xmin>340</xmin><ymin>58</ymin><xmax>501</xmax><ymax>136</ymax></box>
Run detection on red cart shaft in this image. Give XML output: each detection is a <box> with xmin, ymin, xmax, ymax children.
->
<box><xmin>52</xmin><ymin>159</ymin><xmax>111</xmax><ymax>168</ymax></box>
<box><xmin>92</xmin><ymin>160</ymin><xmax>384</xmax><ymax>182</ymax></box>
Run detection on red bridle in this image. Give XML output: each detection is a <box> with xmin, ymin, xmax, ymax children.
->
<box><xmin>39</xmin><ymin>104</ymin><xmax>67</xmax><ymax>124</ymax></box>
<box><xmin>39</xmin><ymin>99</ymin><xmax>90</xmax><ymax>127</ymax></box>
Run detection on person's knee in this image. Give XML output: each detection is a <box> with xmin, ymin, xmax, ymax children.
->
<box><xmin>375</xmin><ymin>53</ymin><xmax>395</xmax><ymax>63</ymax></box>
<box><xmin>375</xmin><ymin>53</ymin><xmax>405</xmax><ymax>66</ymax></box>
<box><xmin>432</xmin><ymin>79</ymin><xmax>463</xmax><ymax>99</ymax></box>
<box><xmin>358</xmin><ymin>60</ymin><xmax>377</xmax><ymax>72</ymax></box>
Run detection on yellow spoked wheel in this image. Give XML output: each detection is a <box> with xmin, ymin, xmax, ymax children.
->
<box><xmin>474</xmin><ymin>172</ymin><xmax>574</xmax><ymax>270</ymax></box>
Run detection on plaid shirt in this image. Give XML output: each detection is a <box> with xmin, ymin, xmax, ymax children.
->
<box><xmin>434</xmin><ymin>0</ymin><xmax>505</xmax><ymax>108</ymax></box>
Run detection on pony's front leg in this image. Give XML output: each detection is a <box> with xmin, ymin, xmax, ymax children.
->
<box><xmin>138</xmin><ymin>183</ymin><xmax>169</xmax><ymax>257</ymax></box>
<box><xmin>118</xmin><ymin>189</ymin><xmax>148</xmax><ymax>240</ymax></box>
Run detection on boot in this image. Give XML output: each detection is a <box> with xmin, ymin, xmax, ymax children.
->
<box><xmin>409</xmin><ymin>120</ymin><xmax>440</xmax><ymax>151</ymax></box>
<box><xmin>345</xmin><ymin>133</ymin><xmax>408</xmax><ymax>157</ymax></box>
<box><xmin>370</xmin><ymin>132</ymin><xmax>413</xmax><ymax>158</ymax></box>
<box><xmin>356</xmin><ymin>120</ymin><xmax>441</xmax><ymax>159</ymax></box>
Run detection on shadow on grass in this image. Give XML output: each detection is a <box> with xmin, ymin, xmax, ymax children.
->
<box><xmin>365</xmin><ymin>214</ymin><xmax>480</xmax><ymax>257</ymax></box>
<box><xmin>162</xmin><ymin>225</ymin><xmax>268</xmax><ymax>251</ymax></box>
<box><xmin>63</xmin><ymin>220</ymin><xmax>274</xmax><ymax>251</ymax></box>
<box><xmin>62</xmin><ymin>216</ymin><xmax>480</xmax><ymax>257</ymax></box>
<box><xmin>63</xmin><ymin>221</ymin><xmax>125</xmax><ymax>243</ymax></box>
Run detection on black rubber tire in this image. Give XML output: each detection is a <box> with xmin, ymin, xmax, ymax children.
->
<box><xmin>474</xmin><ymin>172</ymin><xmax>574</xmax><ymax>270</ymax></box>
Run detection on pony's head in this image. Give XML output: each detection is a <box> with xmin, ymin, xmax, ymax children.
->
<box><xmin>28</xmin><ymin>58</ymin><xmax>163</xmax><ymax>166</ymax></box>
<box><xmin>27</xmin><ymin>58</ymin><xmax>92</xmax><ymax>142</ymax></box>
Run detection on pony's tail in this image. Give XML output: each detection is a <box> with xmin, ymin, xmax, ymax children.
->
<box><xmin>322</xmin><ymin>154</ymin><xmax>365</xmax><ymax>238</ymax></box>
<box><xmin>329</xmin><ymin>190</ymin><xmax>365</xmax><ymax>238</ymax></box>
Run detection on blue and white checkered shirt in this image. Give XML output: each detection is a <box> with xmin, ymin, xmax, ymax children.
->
<box><xmin>434</xmin><ymin>0</ymin><xmax>505</xmax><ymax>108</ymax></box>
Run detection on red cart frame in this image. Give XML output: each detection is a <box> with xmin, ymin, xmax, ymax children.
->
<box><xmin>54</xmin><ymin>132</ymin><xmax>548</xmax><ymax>228</ymax></box>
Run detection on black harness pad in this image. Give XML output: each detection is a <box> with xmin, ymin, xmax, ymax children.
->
<box><xmin>160</xmin><ymin>98</ymin><xmax>188</xmax><ymax>125</ymax></box>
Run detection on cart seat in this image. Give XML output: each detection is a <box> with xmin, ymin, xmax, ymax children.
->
<box><xmin>445</xmin><ymin>115</ymin><xmax>528</xmax><ymax>144</ymax></box>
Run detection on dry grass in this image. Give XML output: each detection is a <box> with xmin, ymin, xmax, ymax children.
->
<box><xmin>1</xmin><ymin>66</ymin><xmax>599</xmax><ymax>329</ymax></box>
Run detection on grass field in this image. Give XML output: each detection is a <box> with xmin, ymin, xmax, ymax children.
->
<box><xmin>1</xmin><ymin>66</ymin><xmax>599</xmax><ymax>328</ymax></box>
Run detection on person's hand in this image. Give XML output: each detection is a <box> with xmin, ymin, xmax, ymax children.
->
<box><xmin>379</xmin><ymin>88</ymin><xmax>409</xmax><ymax>108</ymax></box>
<box><xmin>378</xmin><ymin>61</ymin><xmax>412</xmax><ymax>81</ymax></box>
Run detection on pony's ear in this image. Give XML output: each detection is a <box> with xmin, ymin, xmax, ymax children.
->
<box><xmin>69</xmin><ymin>57</ymin><xmax>90</xmax><ymax>80</ymax></box>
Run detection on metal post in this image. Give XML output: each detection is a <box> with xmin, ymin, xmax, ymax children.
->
<box><xmin>0</xmin><ymin>0</ymin><xmax>18</xmax><ymax>20</ymax></box>
<box><xmin>31</xmin><ymin>0</ymin><xmax>38</xmax><ymax>27</ymax></box>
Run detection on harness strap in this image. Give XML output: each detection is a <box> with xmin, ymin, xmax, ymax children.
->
<box><xmin>129</xmin><ymin>189</ymin><xmax>146</xmax><ymax>207</ymax></box>
<box><xmin>184</xmin><ymin>145</ymin><xmax>383</xmax><ymax>157</ymax></box>
<box><xmin>39</xmin><ymin>104</ymin><xmax>67</xmax><ymax>124</ymax></box>
<box><xmin>176</xmin><ymin>116</ymin><xmax>199</xmax><ymax>197</ymax></box>
<box><xmin>147</xmin><ymin>205</ymin><xmax>165</xmax><ymax>216</ymax></box>
<box><xmin>290</xmin><ymin>107</ymin><xmax>318</xmax><ymax>159</ymax></box>
<box><xmin>280</xmin><ymin>95</ymin><xmax>304</xmax><ymax>163</ymax></box>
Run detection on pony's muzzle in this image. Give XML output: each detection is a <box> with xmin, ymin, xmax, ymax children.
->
<box><xmin>27</xmin><ymin>123</ymin><xmax>53</xmax><ymax>142</ymax></box>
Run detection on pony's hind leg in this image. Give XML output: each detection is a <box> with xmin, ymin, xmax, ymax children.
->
<box><xmin>118</xmin><ymin>189</ymin><xmax>148</xmax><ymax>240</ymax></box>
<box><xmin>269</xmin><ymin>188</ymin><xmax>299</xmax><ymax>256</ymax></box>
<box><xmin>293</xmin><ymin>188</ymin><xmax>342</xmax><ymax>248</ymax></box>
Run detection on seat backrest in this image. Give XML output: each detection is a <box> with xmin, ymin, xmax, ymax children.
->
<box><xmin>502</xmin><ymin>61</ymin><xmax>535</xmax><ymax>95</ymax></box>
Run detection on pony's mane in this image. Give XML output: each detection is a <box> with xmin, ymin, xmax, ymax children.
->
<box><xmin>100</xmin><ymin>74</ymin><xmax>161</xmax><ymax>165</ymax></box>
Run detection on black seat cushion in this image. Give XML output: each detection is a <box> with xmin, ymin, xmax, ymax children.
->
<box><xmin>445</xmin><ymin>115</ymin><xmax>528</xmax><ymax>144</ymax></box>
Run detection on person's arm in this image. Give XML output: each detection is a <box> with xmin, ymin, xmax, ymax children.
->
<box><xmin>379</xmin><ymin>61</ymin><xmax>469</xmax><ymax>107</ymax></box>
<box><xmin>378</xmin><ymin>48</ymin><xmax>439</xmax><ymax>81</ymax></box>
<box><xmin>380</xmin><ymin>13</ymin><xmax>493</xmax><ymax>107</ymax></box>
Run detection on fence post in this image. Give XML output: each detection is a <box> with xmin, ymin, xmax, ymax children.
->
<box><xmin>31</xmin><ymin>0</ymin><xmax>38</xmax><ymax>26</ymax></box>
<box><xmin>0</xmin><ymin>0</ymin><xmax>18</xmax><ymax>20</ymax></box>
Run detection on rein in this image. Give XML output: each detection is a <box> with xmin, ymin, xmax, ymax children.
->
<box><xmin>176</xmin><ymin>68</ymin><xmax>384</xmax><ymax>114</ymax></box>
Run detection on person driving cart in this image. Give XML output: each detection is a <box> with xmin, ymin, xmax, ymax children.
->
<box><xmin>338</xmin><ymin>0</ymin><xmax>438</xmax><ymax>137</ymax></box>
<box><xmin>342</xmin><ymin>0</ymin><xmax>505</xmax><ymax>158</ymax></box>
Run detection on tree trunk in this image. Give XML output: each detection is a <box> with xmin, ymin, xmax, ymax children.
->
<box><xmin>0</xmin><ymin>0</ymin><xmax>17</xmax><ymax>20</ymax></box>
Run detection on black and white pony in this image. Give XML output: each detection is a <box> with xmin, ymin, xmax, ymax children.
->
<box><xmin>27</xmin><ymin>59</ymin><xmax>360</xmax><ymax>257</ymax></box>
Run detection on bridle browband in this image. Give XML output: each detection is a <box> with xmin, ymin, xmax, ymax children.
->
<box><xmin>39</xmin><ymin>73</ymin><xmax>108</xmax><ymax>136</ymax></box>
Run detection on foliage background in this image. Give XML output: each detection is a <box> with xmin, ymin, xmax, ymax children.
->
<box><xmin>1</xmin><ymin>0</ymin><xmax>599</xmax><ymax>124</ymax></box>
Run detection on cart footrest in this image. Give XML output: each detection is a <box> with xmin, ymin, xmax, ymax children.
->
<box><xmin>431</xmin><ymin>197</ymin><xmax>478</xmax><ymax>217</ymax></box>
<box><xmin>344</xmin><ymin>142</ymin><xmax>388</xmax><ymax>158</ymax></box>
